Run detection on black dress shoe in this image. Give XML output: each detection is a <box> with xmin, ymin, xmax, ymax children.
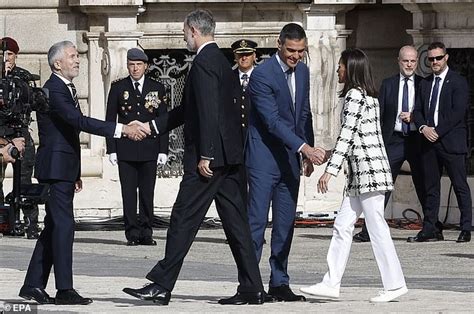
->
<box><xmin>268</xmin><ymin>285</ymin><xmax>306</xmax><ymax>302</ymax></box>
<box><xmin>139</xmin><ymin>237</ymin><xmax>157</xmax><ymax>246</ymax></box>
<box><xmin>55</xmin><ymin>289</ymin><xmax>93</xmax><ymax>305</ymax></box>
<box><xmin>456</xmin><ymin>231</ymin><xmax>471</xmax><ymax>243</ymax></box>
<box><xmin>19</xmin><ymin>285</ymin><xmax>55</xmax><ymax>304</ymax></box>
<box><xmin>123</xmin><ymin>283</ymin><xmax>171</xmax><ymax>305</ymax></box>
<box><xmin>127</xmin><ymin>240</ymin><xmax>139</xmax><ymax>246</ymax></box>
<box><xmin>407</xmin><ymin>231</ymin><xmax>444</xmax><ymax>243</ymax></box>
<box><xmin>264</xmin><ymin>291</ymin><xmax>276</xmax><ymax>303</ymax></box>
<box><xmin>353</xmin><ymin>231</ymin><xmax>370</xmax><ymax>242</ymax></box>
<box><xmin>218</xmin><ymin>291</ymin><xmax>264</xmax><ymax>305</ymax></box>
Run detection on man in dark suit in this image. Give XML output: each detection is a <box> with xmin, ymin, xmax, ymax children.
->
<box><xmin>106</xmin><ymin>48</ymin><xmax>169</xmax><ymax>246</ymax></box>
<box><xmin>411</xmin><ymin>41</ymin><xmax>472</xmax><ymax>243</ymax></box>
<box><xmin>19</xmin><ymin>41</ymin><xmax>148</xmax><ymax>305</ymax></box>
<box><xmin>353</xmin><ymin>45</ymin><xmax>426</xmax><ymax>242</ymax></box>
<box><xmin>122</xmin><ymin>9</ymin><xmax>265</xmax><ymax>306</ymax></box>
<box><xmin>246</xmin><ymin>23</ymin><xmax>323</xmax><ymax>302</ymax></box>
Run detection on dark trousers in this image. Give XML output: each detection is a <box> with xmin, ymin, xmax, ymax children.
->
<box><xmin>421</xmin><ymin>140</ymin><xmax>472</xmax><ymax>232</ymax></box>
<box><xmin>24</xmin><ymin>180</ymin><xmax>75</xmax><ymax>290</ymax></box>
<box><xmin>360</xmin><ymin>131</ymin><xmax>425</xmax><ymax>235</ymax></box>
<box><xmin>146</xmin><ymin>165</ymin><xmax>263</xmax><ymax>293</ymax></box>
<box><xmin>246</xmin><ymin>166</ymin><xmax>300</xmax><ymax>288</ymax></box>
<box><xmin>118</xmin><ymin>160</ymin><xmax>157</xmax><ymax>241</ymax></box>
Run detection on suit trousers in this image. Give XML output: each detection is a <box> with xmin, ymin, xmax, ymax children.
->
<box><xmin>385</xmin><ymin>132</ymin><xmax>425</xmax><ymax>206</ymax></box>
<box><xmin>146</xmin><ymin>165</ymin><xmax>263</xmax><ymax>293</ymax></box>
<box><xmin>118</xmin><ymin>160</ymin><xmax>157</xmax><ymax>241</ymax></box>
<box><xmin>24</xmin><ymin>180</ymin><xmax>75</xmax><ymax>290</ymax></box>
<box><xmin>322</xmin><ymin>191</ymin><xmax>406</xmax><ymax>291</ymax></box>
<box><xmin>421</xmin><ymin>141</ymin><xmax>472</xmax><ymax>232</ymax></box>
<box><xmin>247</xmin><ymin>166</ymin><xmax>300</xmax><ymax>288</ymax></box>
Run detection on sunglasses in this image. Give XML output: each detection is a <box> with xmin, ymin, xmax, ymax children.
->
<box><xmin>427</xmin><ymin>55</ymin><xmax>445</xmax><ymax>62</ymax></box>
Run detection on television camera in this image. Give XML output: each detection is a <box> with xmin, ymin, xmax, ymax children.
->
<box><xmin>0</xmin><ymin>39</ymin><xmax>50</xmax><ymax>236</ymax></box>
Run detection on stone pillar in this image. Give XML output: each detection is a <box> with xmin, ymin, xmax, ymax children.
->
<box><xmin>297</xmin><ymin>4</ymin><xmax>355</xmax><ymax>214</ymax></box>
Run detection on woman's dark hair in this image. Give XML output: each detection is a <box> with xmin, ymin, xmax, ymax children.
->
<box><xmin>339</xmin><ymin>48</ymin><xmax>377</xmax><ymax>98</ymax></box>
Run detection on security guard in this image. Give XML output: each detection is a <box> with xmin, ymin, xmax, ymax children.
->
<box><xmin>106</xmin><ymin>48</ymin><xmax>169</xmax><ymax>246</ymax></box>
<box><xmin>0</xmin><ymin>36</ymin><xmax>40</xmax><ymax>239</ymax></box>
<box><xmin>231</xmin><ymin>39</ymin><xmax>257</xmax><ymax>146</ymax></box>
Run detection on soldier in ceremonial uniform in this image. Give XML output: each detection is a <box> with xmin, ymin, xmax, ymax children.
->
<box><xmin>231</xmin><ymin>39</ymin><xmax>257</xmax><ymax>146</ymax></box>
<box><xmin>0</xmin><ymin>36</ymin><xmax>40</xmax><ymax>239</ymax></box>
<box><xmin>106</xmin><ymin>48</ymin><xmax>169</xmax><ymax>246</ymax></box>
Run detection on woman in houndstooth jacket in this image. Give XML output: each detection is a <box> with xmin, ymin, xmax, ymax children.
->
<box><xmin>300</xmin><ymin>48</ymin><xmax>408</xmax><ymax>303</ymax></box>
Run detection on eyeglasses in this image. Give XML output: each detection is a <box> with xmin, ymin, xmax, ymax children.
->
<box><xmin>427</xmin><ymin>55</ymin><xmax>445</xmax><ymax>62</ymax></box>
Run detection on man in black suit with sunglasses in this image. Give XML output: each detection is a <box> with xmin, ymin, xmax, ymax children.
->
<box><xmin>412</xmin><ymin>41</ymin><xmax>471</xmax><ymax>243</ymax></box>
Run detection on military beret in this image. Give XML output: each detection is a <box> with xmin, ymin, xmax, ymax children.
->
<box><xmin>1</xmin><ymin>37</ymin><xmax>19</xmax><ymax>54</ymax></box>
<box><xmin>231</xmin><ymin>39</ymin><xmax>257</xmax><ymax>54</ymax></box>
<box><xmin>127</xmin><ymin>48</ymin><xmax>148</xmax><ymax>62</ymax></box>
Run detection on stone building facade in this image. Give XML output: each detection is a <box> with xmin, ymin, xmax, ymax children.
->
<box><xmin>1</xmin><ymin>0</ymin><xmax>473</xmax><ymax>223</ymax></box>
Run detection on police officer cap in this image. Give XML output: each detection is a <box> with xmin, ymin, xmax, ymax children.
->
<box><xmin>127</xmin><ymin>48</ymin><xmax>148</xmax><ymax>62</ymax></box>
<box><xmin>1</xmin><ymin>37</ymin><xmax>19</xmax><ymax>54</ymax></box>
<box><xmin>231</xmin><ymin>39</ymin><xmax>257</xmax><ymax>54</ymax></box>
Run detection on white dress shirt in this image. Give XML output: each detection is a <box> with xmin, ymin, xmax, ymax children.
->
<box><xmin>395</xmin><ymin>74</ymin><xmax>416</xmax><ymax>132</ymax></box>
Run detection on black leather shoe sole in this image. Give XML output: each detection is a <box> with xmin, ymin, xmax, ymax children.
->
<box><xmin>353</xmin><ymin>232</ymin><xmax>370</xmax><ymax>242</ymax></box>
<box><xmin>19</xmin><ymin>286</ymin><xmax>55</xmax><ymax>305</ymax></box>
<box><xmin>407</xmin><ymin>235</ymin><xmax>443</xmax><ymax>243</ymax></box>
<box><xmin>272</xmin><ymin>295</ymin><xmax>306</xmax><ymax>302</ymax></box>
<box><xmin>122</xmin><ymin>288</ymin><xmax>170</xmax><ymax>305</ymax></box>
<box><xmin>218</xmin><ymin>292</ymin><xmax>264</xmax><ymax>305</ymax></box>
<box><xmin>55</xmin><ymin>298</ymin><xmax>93</xmax><ymax>305</ymax></box>
<box><xmin>19</xmin><ymin>292</ymin><xmax>55</xmax><ymax>305</ymax></box>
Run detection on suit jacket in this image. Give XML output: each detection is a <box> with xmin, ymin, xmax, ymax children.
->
<box><xmin>35</xmin><ymin>73</ymin><xmax>115</xmax><ymax>182</ymax></box>
<box><xmin>379</xmin><ymin>73</ymin><xmax>422</xmax><ymax>143</ymax></box>
<box><xmin>245</xmin><ymin>54</ymin><xmax>314</xmax><ymax>175</ymax></box>
<box><xmin>326</xmin><ymin>88</ymin><xmax>393</xmax><ymax>196</ymax></box>
<box><xmin>152</xmin><ymin>43</ymin><xmax>242</xmax><ymax>172</ymax></box>
<box><xmin>105</xmin><ymin>76</ymin><xmax>168</xmax><ymax>161</ymax></box>
<box><xmin>413</xmin><ymin>69</ymin><xmax>469</xmax><ymax>154</ymax></box>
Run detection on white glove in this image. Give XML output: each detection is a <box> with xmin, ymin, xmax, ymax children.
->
<box><xmin>157</xmin><ymin>153</ymin><xmax>168</xmax><ymax>166</ymax></box>
<box><xmin>108</xmin><ymin>153</ymin><xmax>118</xmax><ymax>166</ymax></box>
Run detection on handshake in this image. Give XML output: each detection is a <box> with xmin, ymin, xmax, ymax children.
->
<box><xmin>122</xmin><ymin>120</ymin><xmax>152</xmax><ymax>141</ymax></box>
<box><xmin>301</xmin><ymin>144</ymin><xmax>331</xmax><ymax>166</ymax></box>
<box><xmin>109</xmin><ymin>120</ymin><xmax>168</xmax><ymax>166</ymax></box>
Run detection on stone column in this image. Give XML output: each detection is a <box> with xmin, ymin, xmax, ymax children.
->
<box><xmin>297</xmin><ymin>4</ymin><xmax>355</xmax><ymax>214</ymax></box>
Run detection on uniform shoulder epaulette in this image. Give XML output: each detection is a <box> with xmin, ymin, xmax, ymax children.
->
<box><xmin>111</xmin><ymin>76</ymin><xmax>128</xmax><ymax>84</ymax></box>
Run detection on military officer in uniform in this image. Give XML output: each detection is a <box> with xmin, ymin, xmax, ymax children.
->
<box><xmin>106</xmin><ymin>48</ymin><xmax>169</xmax><ymax>246</ymax></box>
<box><xmin>230</xmin><ymin>39</ymin><xmax>258</xmax><ymax>208</ymax></box>
<box><xmin>1</xmin><ymin>36</ymin><xmax>41</xmax><ymax>239</ymax></box>
<box><xmin>231</xmin><ymin>39</ymin><xmax>257</xmax><ymax>146</ymax></box>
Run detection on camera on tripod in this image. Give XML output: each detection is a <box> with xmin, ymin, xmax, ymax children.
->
<box><xmin>0</xmin><ymin>38</ymin><xmax>50</xmax><ymax>236</ymax></box>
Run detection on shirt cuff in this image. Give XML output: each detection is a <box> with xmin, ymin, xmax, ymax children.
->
<box><xmin>297</xmin><ymin>143</ymin><xmax>306</xmax><ymax>153</ymax></box>
<box><xmin>151</xmin><ymin>120</ymin><xmax>159</xmax><ymax>134</ymax></box>
<box><xmin>418</xmin><ymin>125</ymin><xmax>427</xmax><ymax>133</ymax></box>
<box><xmin>201</xmin><ymin>156</ymin><xmax>215</xmax><ymax>160</ymax></box>
<box><xmin>114</xmin><ymin>123</ymin><xmax>123</xmax><ymax>138</ymax></box>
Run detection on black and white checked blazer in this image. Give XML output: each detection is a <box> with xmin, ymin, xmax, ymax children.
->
<box><xmin>326</xmin><ymin>88</ymin><xmax>393</xmax><ymax>196</ymax></box>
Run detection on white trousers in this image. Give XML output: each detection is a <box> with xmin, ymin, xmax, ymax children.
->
<box><xmin>322</xmin><ymin>191</ymin><xmax>406</xmax><ymax>291</ymax></box>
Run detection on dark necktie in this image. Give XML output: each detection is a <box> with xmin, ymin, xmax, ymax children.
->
<box><xmin>134</xmin><ymin>81</ymin><xmax>141</xmax><ymax>98</ymax></box>
<box><xmin>401</xmin><ymin>77</ymin><xmax>410</xmax><ymax>135</ymax></box>
<box><xmin>67</xmin><ymin>83</ymin><xmax>80</xmax><ymax>108</ymax></box>
<box><xmin>428</xmin><ymin>77</ymin><xmax>441</xmax><ymax>127</ymax></box>
<box><xmin>286</xmin><ymin>68</ymin><xmax>295</xmax><ymax>107</ymax></box>
<box><xmin>241</xmin><ymin>73</ymin><xmax>249</xmax><ymax>91</ymax></box>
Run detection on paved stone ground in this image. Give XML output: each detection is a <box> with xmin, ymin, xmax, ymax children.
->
<box><xmin>1</xmin><ymin>227</ymin><xmax>473</xmax><ymax>313</ymax></box>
